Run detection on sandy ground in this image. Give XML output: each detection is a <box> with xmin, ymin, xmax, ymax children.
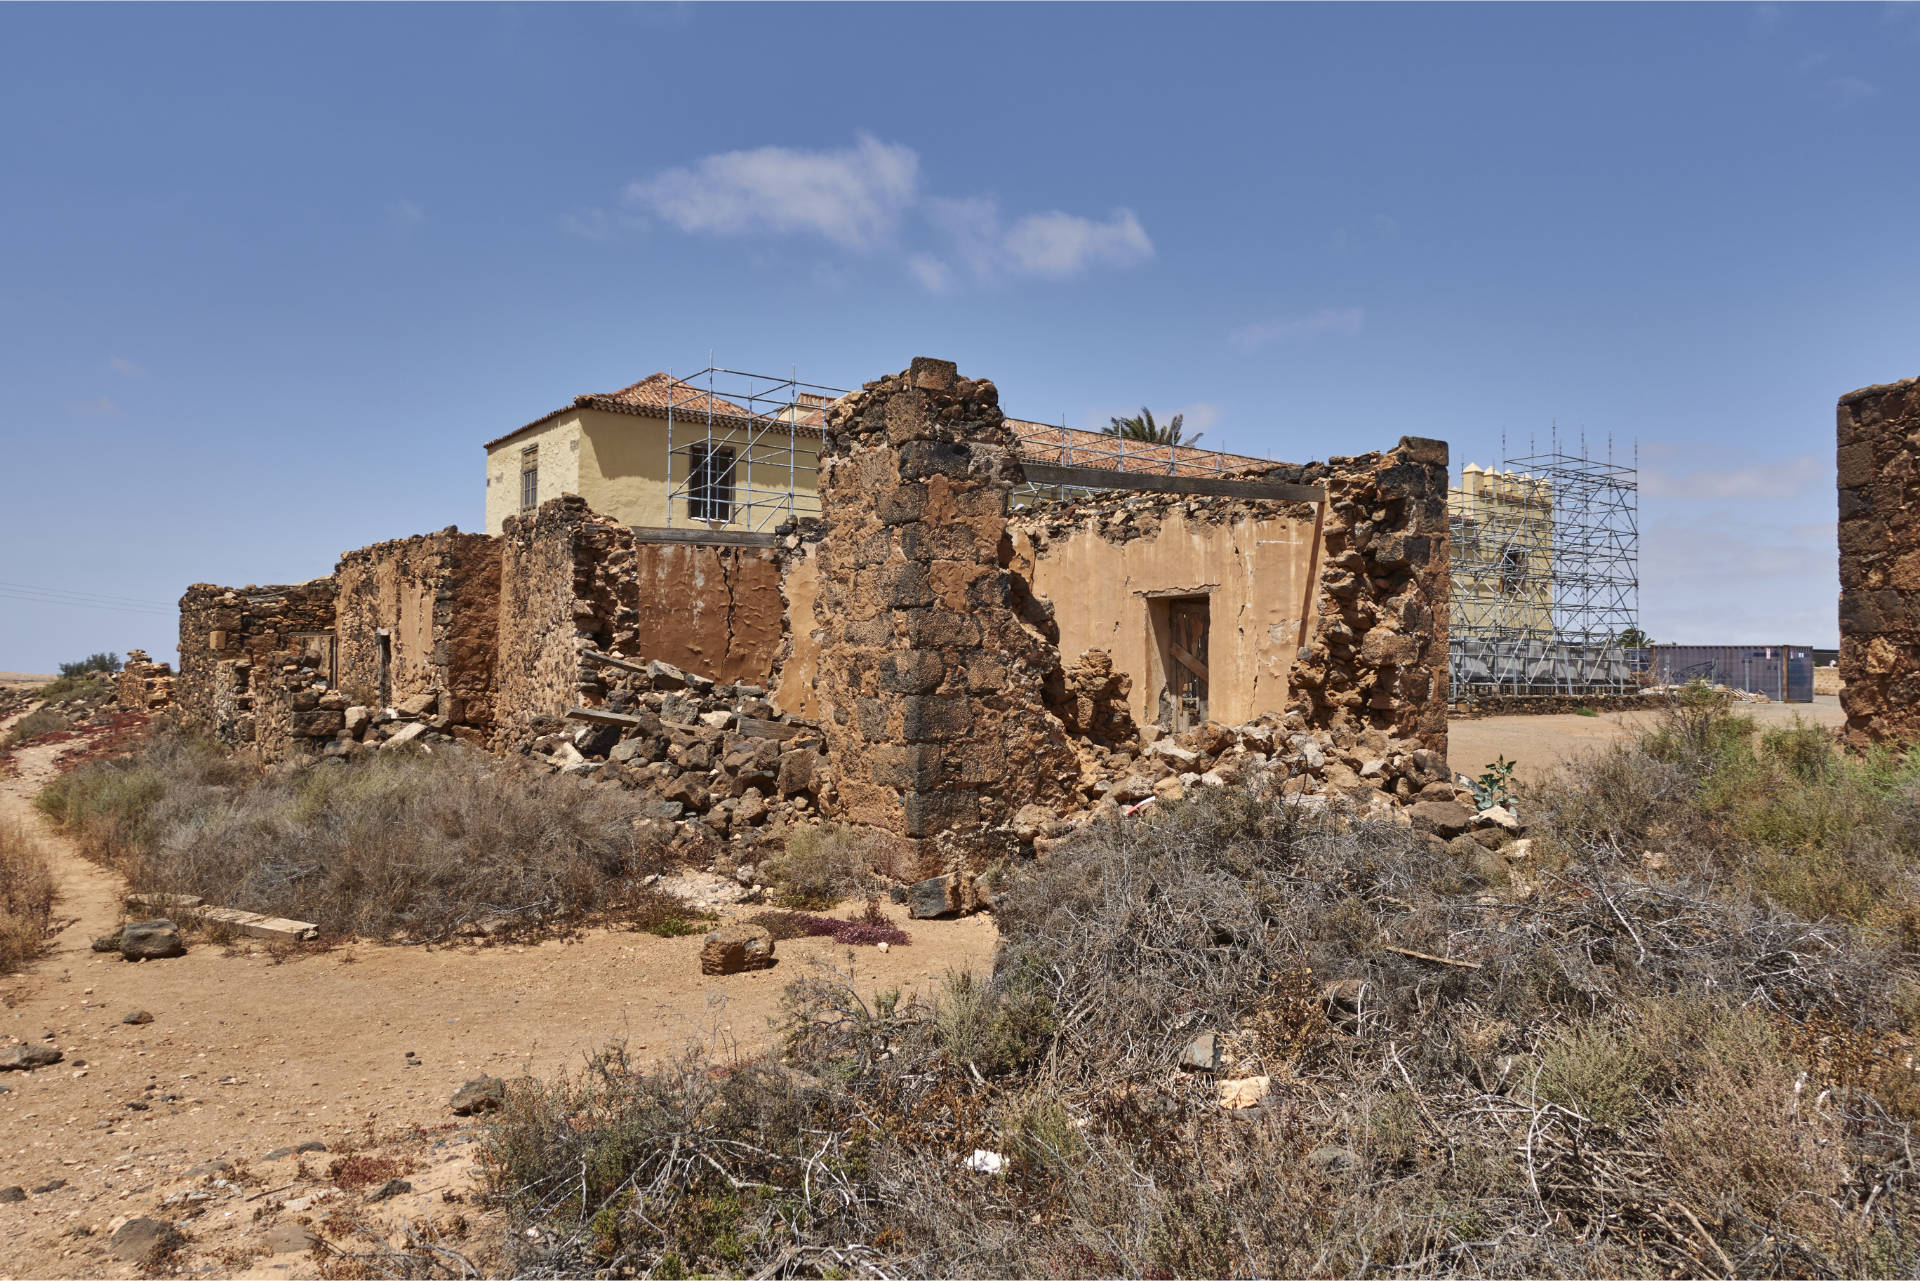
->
<box><xmin>0</xmin><ymin>674</ymin><xmax>55</xmax><ymax>691</ymax></box>
<box><xmin>0</xmin><ymin>710</ymin><xmax>999</xmax><ymax>1279</ymax></box>
<box><xmin>1447</xmin><ymin>693</ymin><xmax>1848</xmax><ymax>783</ymax></box>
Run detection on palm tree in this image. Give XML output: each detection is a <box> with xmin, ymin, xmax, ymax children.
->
<box><xmin>1103</xmin><ymin>407</ymin><xmax>1201</xmax><ymax>448</ymax></box>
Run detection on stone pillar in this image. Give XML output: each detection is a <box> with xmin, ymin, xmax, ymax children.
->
<box><xmin>1838</xmin><ymin>376</ymin><xmax>1920</xmax><ymax>748</ymax></box>
<box><xmin>815</xmin><ymin>358</ymin><xmax>1077</xmax><ymax>857</ymax></box>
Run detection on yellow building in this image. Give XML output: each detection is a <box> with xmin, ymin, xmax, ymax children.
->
<box><xmin>482</xmin><ymin>373</ymin><xmax>829</xmax><ymax>535</ymax></box>
<box><xmin>485</xmin><ymin>371</ymin><xmax>1277</xmax><ymax>535</ymax></box>
<box><xmin>1448</xmin><ymin>464</ymin><xmax>1554</xmax><ymax>634</ymax></box>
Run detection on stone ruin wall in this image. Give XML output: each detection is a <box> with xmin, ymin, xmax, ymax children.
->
<box><xmin>115</xmin><ymin>649</ymin><xmax>174</xmax><ymax>710</ymax></box>
<box><xmin>492</xmin><ymin>496</ymin><xmax>640</xmax><ymax>746</ymax></box>
<box><xmin>1285</xmin><ymin>437</ymin><xmax>1451</xmax><ymax>755</ymax></box>
<box><xmin>1838</xmin><ymin>375</ymin><xmax>1920</xmax><ymax>747</ymax></box>
<box><xmin>174</xmin><ymin>579</ymin><xmax>338</xmax><ymax>749</ymax></box>
<box><xmin>333</xmin><ymin>528</ymin><xmax>501</xmax><ymax>740</ymax></box>
<box><xmin>813</xmin><ymin>358</ymin><xmax>1080</xmax><ymax>859</ymax></box>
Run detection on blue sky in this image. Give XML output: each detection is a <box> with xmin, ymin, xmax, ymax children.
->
<box><xmin>3</xmin><ymin>1</ymin><xmax>1915</xmax><ymax>671</ymax></box>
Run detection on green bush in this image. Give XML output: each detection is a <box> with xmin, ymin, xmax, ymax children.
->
<box><xmin>2</xmin><ymin>706</ymin><xmax>68</xmax><ymax>749</ymax></box>
<box><xmin>57</xmin><ymin>652</ymin><xmax>120</xmax><ymax>679</ymax></box>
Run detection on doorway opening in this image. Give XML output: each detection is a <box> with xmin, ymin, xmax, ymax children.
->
<box><xmin>376</xmin><ymin>629</ymin><xmax>392</xmax><ymax>708</ymax></box>
<box><xmin>1150</xmin><ymin>594</ymin><xmax>1211</xmax><ymax>732</ymax></box>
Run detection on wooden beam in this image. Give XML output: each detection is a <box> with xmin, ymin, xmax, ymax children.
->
<box><xmin>581</xmin><ymin>649</ymin><xmax>650</xmax><ymax>676</ymax></box>
<box><xmin>566</xmin><ymin>705</ymin><xmax>653</xmax><ymax>728</ymax></box>
<box><xmin>630</xmin><ymin>527</ymin><xmax>782</xmax><ymax>548</ymax></box>
<box><xmin>1020</xmin><ymin>462</ymin><xmax>1324</xmax><ymax>504</ymax></box>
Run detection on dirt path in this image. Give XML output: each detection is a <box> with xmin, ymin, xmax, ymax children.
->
<box><xmin>0</xmin><ymin>716</ymin><xmax>999</xmax><ymax>1279</ymax></box>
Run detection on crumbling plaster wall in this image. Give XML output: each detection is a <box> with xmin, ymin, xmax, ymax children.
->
<box><xmin>1009</xmin><ymin>499</ymin><xmax>1321</xmax><ymax>728</ymax></box>
<box><xmin>772</xmin><ymin>542</ymin><xmax>823</xmax><ymax>721</ymax></box>
<box><xmin>333</xmin><ymin>529</ymin><xmax>501</xmax><ymax>731</ymax></box>
<box><xmin>631</xmin><ymin>538</ymin><xmax>787</xmax><ymax>687</ymax></box>
<box><xmin>1837</xmin><ymin>375</ymin><xmax>1920</xmax><ymax>747</ymax></box>
<box><xmin>814</xmin><ymin>358</ymin><xmax>1080</xmax><ymax>851</ymax></box>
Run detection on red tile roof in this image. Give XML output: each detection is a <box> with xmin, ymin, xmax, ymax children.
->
<box><xmin>486</xmin><ymin>379</ymin><xmax>1274</xmax><ymax>478</ymax></box>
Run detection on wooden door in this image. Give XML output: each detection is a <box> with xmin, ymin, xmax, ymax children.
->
<box><xmin>1169</xmin><ymin>599</ymin><xmax>1210</xmax><ymax>732</ymax></box>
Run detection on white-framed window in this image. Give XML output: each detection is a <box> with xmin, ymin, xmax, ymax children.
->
<box><xmin>688</xmin><ymin>443</ymin><xmax>736</xmax><ymax>522</ymax></box>
<box><xmin>519</xmin><ymin>446</ymin><xmax>539</xmax><ymax>512</ymax></box>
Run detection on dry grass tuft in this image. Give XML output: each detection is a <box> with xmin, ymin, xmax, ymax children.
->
<box><xmin>0</xmin><ymin>820</ymin><xmax>55</xmax><ymax>974</ymax></box>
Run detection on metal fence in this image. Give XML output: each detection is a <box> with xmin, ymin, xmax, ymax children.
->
<box><xmin>1643</xmin><ymin>644</ymin><xmax>1816</xmax><ymax>703</ymax></box>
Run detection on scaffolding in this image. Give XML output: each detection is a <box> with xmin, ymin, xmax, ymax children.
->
<box><xmin>661</xmin><ymin>369</ymin><xmax>1276</xmax><ymax>524</ymax></box>
<box><xmin>1448</xmin><ymin>431</ymin><xmax>1640</xmax><ymax>699</ymax></box>
<box><xmin>663</xmin><ymin>367</ymin><xmax>846</xmax><ymax>532</ymax></box>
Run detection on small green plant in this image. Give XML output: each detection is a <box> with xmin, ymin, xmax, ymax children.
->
<box><xmin>1470</xmin><ymin>755</ymin><xmax>1519</xmax><ymax>810</ymax></box>
<box><xmin>1574</xmin><ymin>705</ymin><xmax>1599</xmax><ymax>718</ymax></box>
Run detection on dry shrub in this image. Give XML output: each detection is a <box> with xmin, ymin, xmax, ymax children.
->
<box><xmin>745</xmin><ymin>909</ymin><xmax>909</xmax><ymax>947</ymax></box>
<box><xmin>40</xmin><ymin>731</ymin><xmax>659</xmax><ymax>942</ymax></box>
<box><xmin>0</xmin><ymin>820</ymin><xmax>55</xmax><ymax>974</ymax></box>
<box><xmin>761</xmin><ymin>822</ymin><xmax>902</xmax><ymax>909</ymax></box>
<box><xmin>486</xmin><ymin>761</ymin><xmax>1920</xmax><ymax>1279</ymax></box>
<box><xmin>3</xmin><ymin>706</ymin><xmax>69</xmax><ymax>750</ymax></box>
<box><xmin>621</xmin><ymin>888</ymin><xmax>713</xmax><ymax>939</ymax></box>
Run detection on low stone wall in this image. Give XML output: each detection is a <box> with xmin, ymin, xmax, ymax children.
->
<box><xmin>1838</xmin><ymin>375</ymin><xmax>1920</xmax><ymax>747</ymax></box>
<box><xmin>1451</xmin><ymin>692</ymin><xmax>1661</xmax><ymax>719</ymax></box>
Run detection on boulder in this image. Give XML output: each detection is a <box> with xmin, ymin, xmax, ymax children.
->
<box><xmin>0</xmin><ymin>1042</ymin><xmax>65</xmax><ymax>1072</ymax></box>
<box><xmin>365</xmin><ymin>1178</ymin><xmax>413</xmax><ymax>1203</ymax></box>
<box><xmin>1218</xmin><ymin>1076</ymin><xmax>1272</xmax><ymax>1110</ymax></box>
<box><xmin>904</xmin><ymin>874</ymin><xmax>959</xmax><ymax>919</ymax></box>
<box><xmin>450</xmin><ymin>1075</ymin><xmax>507</xmax><ymax>1116</ymax></box>
<box><xmin>119</xmin><ymin>919</ymin><xmax>186</xmax><ymax>960</ymax></box>
<box><xmin>109</xmin><ymin>1218</ymin><xmax>185</xmax><ymax>1263</ymax></box>
<box><xmin>0</xmin><ymin>1185</ymin><xmax>24</xmax><ymax>1203</ymax></box>
<box><xmin>1474</xmin><ymin>804</ymin><xmax>1522</xmax><ymax>832</ymax></box>
<box><xmin>122</xmin><ymin>1009</ymin><xmax>154</xmax><ymax>1025</ymax></box>
<box><xmin>1179</xmin><ymin>1031</ymin><xmax>1221</xmax><ymax>1073</ymax></box>
<box><xmin>1407</xmin><ymin>801</ymin><xmax>1474</xmax><ymax>839</ymax></box>
<box><xmin>382</xmin><ymin>721</ymin><xmax>429</xmax><ymax>750</ymax></box>
<box><xmin>700</xmin><ymin>923</ymin><xmax>776</xmax><ymax>975</ymax></box>
<box><xmin>396</xmin><ymin>692</ymin><xmax>438</xmax><ymax>718</ymax></box>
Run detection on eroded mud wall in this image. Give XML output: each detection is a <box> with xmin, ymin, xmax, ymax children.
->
<box><xmin>631</xmin><ymin>539</ymin><xmax>787</xmax><ymax>687</ymax></box>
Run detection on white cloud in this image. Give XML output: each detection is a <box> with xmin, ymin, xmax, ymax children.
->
<box><xmin>1000</xmin><ymin>209</ymin><xmax>1153</xmax><ymax>278</ymax></box>
<box><xmin>624</xmin><ymin>133</ymin><xmax>919</xmax><ymax>252</ymax></box>
<box><xmin>1641</xmin><ymin>454</ymin><xmax>1822</xmax><ymax>502</ymax></box>
<box><xmin>388</xmin><ymin>198</ymin><xmax>426</xmax><ymax>227</ymax></box>
<box><xmin>108</xmin><ymin>356</ymin><xmax>143</xmax><ymax>377</ymax></box>
<box><xmin>906</xmin><ymin>253</ymin><xmax>953</xmax><ymax>293</ymax></box>
<box><xmin>1230</xmin><ymin>307</ymin><xmax>1366</xmax><ymax>351</ymax></box>
<box><xmin>617</xmin><ymin>136</ymin><xmax>1154</xmax><ymax>290</ymax></box>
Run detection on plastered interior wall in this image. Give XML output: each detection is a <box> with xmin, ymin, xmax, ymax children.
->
<box><xmin>773</xmin><ymin>548</ymin><xmax>822</xmax><ymax>721</ymax></box>
<box><xmin>484</xmin><ymin>415</ymin><xmax>583</xmax><ymax>535</ymax></box>
<box><xmin>1011</xmin><ymin>507</ymin><xmax>1321</xmax><ymax>728</ymax></box>
<box><xmin>630</xmin><ymin>540</ymin><xmax>788</xmax><ymax>686</ymax></box>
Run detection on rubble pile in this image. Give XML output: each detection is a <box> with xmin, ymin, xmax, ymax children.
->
<box><xmin>1053</xmin><ymin>711</ymin><xmax>1499</xmax><ymax>845</ymax></box>
<box><xmin>515</xmin><ymin>653</ymin><xmax>832</xmax><ymax>852</ymax></box>
<box><xmin>1641</xmin><ymin>682</ymin><xmax>1772</xmax><ymax>704</ymax></box>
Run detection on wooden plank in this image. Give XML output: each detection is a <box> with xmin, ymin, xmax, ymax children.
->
<box><xmin>1170</xmin><ymin>642</ymin><xmax>1210</xmax><ymax>683</ymax></box>
<box><xmin>195</xmin><ymin>906</ymin><xmax>319</xmax><ymax>943</ymax></box>
<box><xmin>581</xmin><ymin>649</ymin><xmax>650</xmax><ymax>676</ymax></box>
<box><xmin>1021</xmin><ymin>462</ymin><xmax>1324</xmax><ymax>504</ymax></box>
<box><xmin>629</xmin><ymin>527</ymin><xmax>781</xmax><ymax>548</ymax></box>
<box><xmin>566</xmin><ymin>705</ymin><xmax>653</xmax><ymax>728</ymax></box>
